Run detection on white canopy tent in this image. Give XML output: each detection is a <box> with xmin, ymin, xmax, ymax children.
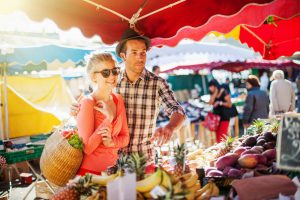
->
<box><xmin>146</xmin><ymin>41</ymin><xmax>261</xmax><ymax>72</ymax></box>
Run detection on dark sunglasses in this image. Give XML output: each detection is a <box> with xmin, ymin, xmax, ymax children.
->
<box><xmin>94</xmin><ymin>67</ymin><xmax>120</xmax><ymax>78</ymax></box>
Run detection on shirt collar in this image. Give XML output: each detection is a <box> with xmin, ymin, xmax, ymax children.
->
<box><xmin>120</xmin><ymin>68</ymin><xmax>148</xmax><ymax>82</ymax></box>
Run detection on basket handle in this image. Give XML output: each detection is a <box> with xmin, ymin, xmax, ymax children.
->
<box><xmin>55</xmin><ymin>94</ymin><xmax>84</xmax><ymax>144</ymax></box>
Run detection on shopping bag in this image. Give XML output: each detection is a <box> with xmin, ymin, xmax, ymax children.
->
<box><xmin>203</xmin><ymin>112</ymin><xmax>221</xmax><ymax>132</ymax></box>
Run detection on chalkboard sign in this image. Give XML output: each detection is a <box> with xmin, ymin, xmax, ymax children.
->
<box><xmin>277</xmin><ymin>114</ymin><xmax>300</xmax><ymax>171</ymax></box>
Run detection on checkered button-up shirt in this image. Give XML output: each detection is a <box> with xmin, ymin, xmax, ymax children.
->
<box><xmin>116</xmin><ymin>69</ymin><xmax>185</xmax><ymax>161</ymax></box>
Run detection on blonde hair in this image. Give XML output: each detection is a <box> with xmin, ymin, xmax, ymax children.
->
<box><xmin>86</xmin><ymin>52</ymin><xmax>116</xmax><ymax>74</ymax></box>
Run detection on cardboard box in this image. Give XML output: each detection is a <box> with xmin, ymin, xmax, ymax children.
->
<box><xmin>35</xmin><ymin>181</ymin><xmax>59</xmax><ymax>199</ymax></box>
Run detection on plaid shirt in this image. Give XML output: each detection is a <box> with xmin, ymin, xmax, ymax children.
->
<box><xmin>115</xmin><ymin>69</ymin><xmax>185</xmax><ymax>161</ymax></box>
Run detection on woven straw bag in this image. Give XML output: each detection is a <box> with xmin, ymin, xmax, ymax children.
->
<box><xmin>40</xmin><ymin>128</ymin><xmax>83</xmax><ymax>186</ymax></box>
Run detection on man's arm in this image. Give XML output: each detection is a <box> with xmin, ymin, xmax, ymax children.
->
<box><xmin>243</xmin><ymin>93</ymin><xmax>254</xmax><ymax>125</ymax></box>
<box><xmin>151</xmin><ymin>79</ymin><xmax>186</xmax><ymax>145</ymax></box>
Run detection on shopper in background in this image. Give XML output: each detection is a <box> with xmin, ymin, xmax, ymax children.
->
<box><xmin>243</xmin><ymin>75</ymin><xmax>269</xmax><ymax>128</ymax></box>
<box><xmin>152</xmin><ymin>65</ymin><xmax>161</xmax><ymax>76</ymax></box>
<box><xmin>208</xmin><ymin>79</ymin><xmax>233</xmax><ymax>142</ymax></box>
<box><xmin>222</xmin><ymin>77</ymin><xmax>231</xmax><ymax>94</ymax></box>
<box><xmin>260</xmin><ymin>72</ymin><xmax>269</xmax><ymax>92</ymax></box>
<box><xmin>269</xmin><ymin>70</ymin><xmax>296</xmax><ymax>116</ymax></box>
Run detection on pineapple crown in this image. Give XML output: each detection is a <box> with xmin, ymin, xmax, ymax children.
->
<box><xmin>222</xmin><ymin>136</ymin><xmax>235</xmax><ymax>147</ymax></box>
<box><xmin>253</xmin><ymin>119</ymin><xmax>265</xmax><ymax>134</ymax></box>
<box><xmin>174</xmin><ymin>144</ymin><xmax>187</xmax><ymax>164</ymax></box>
<box><xmin>117</xmin><ymin>152</ymin><xmax>128</xmax><ymax>170</ymax></box>
<box><xmin>127</xmin><ymin>152</ymin><xmax>147</xmax><ymax>180</ymax></box>
<box><xmin>73</xmin><ymin>174</ymin><xmax>99</xmax><ymax>196</ymax></box>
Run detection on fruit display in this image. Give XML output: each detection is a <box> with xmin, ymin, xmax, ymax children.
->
<box><xmin>50</xmin><ymin>119</ymin><xmax>284</xmax><ymax>199</ymax></box>
<box><xmin>203</xmin><ymin>119</ymin><xmax>279</xmax><ymax>179</ymax></box>
<box><xmin>51</xmin><ymin>173</ymin><xmax>113</xmax><ymax>200</ymax></box>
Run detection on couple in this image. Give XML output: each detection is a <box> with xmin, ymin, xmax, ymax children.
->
<box><xmin>73</xmin><ymin>29</ymin><xmax>186</xmax><ymax>175</ymax></box>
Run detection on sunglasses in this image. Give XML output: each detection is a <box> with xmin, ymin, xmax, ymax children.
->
<box><xmin>94</xmin><ymin>67</ymin><xmax>120</xmax><ymax>78</ymax></box>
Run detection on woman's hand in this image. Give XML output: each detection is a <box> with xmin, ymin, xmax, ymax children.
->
<box><xmin>94</xmin><ymin>100</ymin><xmax>115</xmax><ymax>122</ymax></box>
<box><xmin>214</xmin><ymin>101</ymin><xmax>222</xmax><ymax>107</ymax></box>
<box><xmin>97</xmin><ymin>126</ymin><xmax>115</xmax><ymax>147</ymax></box>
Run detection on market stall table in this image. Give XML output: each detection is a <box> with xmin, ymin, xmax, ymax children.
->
<box><xmin>0</xmin><ymin>144</ymin><xmax>54</xmax><ymax>199</ymax></box>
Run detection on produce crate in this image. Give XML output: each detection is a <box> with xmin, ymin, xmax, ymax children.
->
<box><xmin>30</xmin><ymin>134</ymin><xmax>50</xmax><ymax>143</ymax></box>
<box><xmin>0</xmin><ymin>145</ymin><xmax>44</xmax><ymax>164</ymax></box>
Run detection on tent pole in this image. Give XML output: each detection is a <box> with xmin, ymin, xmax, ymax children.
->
<box><xmin>201</xmin><ymin>75</ymin><xmax>207</xmax><ymax>95</ymax></box>
<box><xmin>0</xmin><ymin>63</ymin><xmax>4</xmax><ymax>140</ymax></box>
<box><xmin>3</xmin><ymin>61</ymin><xmax>9</xmax><ymax>140</ymax></box>
<box><xmin>82</xmin><ymin>0</ymin><xmax>130</xmax><ymax>22</ymax></box>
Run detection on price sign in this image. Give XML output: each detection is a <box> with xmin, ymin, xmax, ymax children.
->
<box><xmin>277</xmin><ymin>114</ymin><xmax>300</xmax><ymax>171</ymax></box>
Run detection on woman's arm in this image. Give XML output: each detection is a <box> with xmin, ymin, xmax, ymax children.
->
<box><xmin>221</xmin><ymin>94</ymin><xmax>232</xmax><ymax>108</ymax></box>
<box><xmin>77</xmin><ymin>98</ymin><xmax>103</xmax><ymax>155</ymax></box>
<box><xmin>111</xmin><ymin>98</ymin><xmax>130</xmax><ymax>148</ymax></box>
<box><xmin>208</xmin><ymin>89</ymin><xmax>218</xmax><ymax>105</ymax></box>
<box><xmin>243</xmin><ymin>94</ymin><xmax>254</xmax><ymax>124</ymax></box>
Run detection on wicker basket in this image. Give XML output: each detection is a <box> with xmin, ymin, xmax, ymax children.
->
<box><xmin>40</xmin><ymin>130</ymin><xmax>83</xmax><ymax>186</ymax></box>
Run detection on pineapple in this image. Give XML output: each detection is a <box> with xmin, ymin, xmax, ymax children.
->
<box><xmin>271</xmin><ymin>120</ymin><xmax>279</xmax><ymax>133</ymax></box>
<box><xmin>127</xmin><ymin>153</ymin><xmax>147</xmax><ymax>180</ymax></box>
<box><xmin>252</xmin><ymin>120</ymin><xmax>265</xmax><ymax>134</ymax></box>
<box><xmin>173</xmin><ymin>144</ymin><xmax>190</xmax><ymax>177</ymax></box>
<box><xmin>215</xmin><ymin>136</ymin><xmax>235</xmax><ymax>158</ymax></box>
<box><xmin>51</xmin><ymin>174</ymin><xmax>97</xmax><ymax>200</ymax></box>
<box><xmin>106</xmin><ymin>152</ymin><xmax>128</xmax><ymax>175</ymax></box>
<box><xmin>50</xmin><ymin>186</ymin><xmax>80</xmax><ymax>200</ymax></box>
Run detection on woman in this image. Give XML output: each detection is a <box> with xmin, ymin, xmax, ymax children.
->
<box><xmin>77</xmin><ymin>53</ymin><xmax>129</xmax><ymax>175</ymax></box>
<box><xmin>208</xmin><ymin>79</ymin><xmax>233</xmax><ymax>143</ymax></box>
<box><xmin>243</xmin><ymin>75</ymin><xmax>269</xmax><ymax>128</ymax></box>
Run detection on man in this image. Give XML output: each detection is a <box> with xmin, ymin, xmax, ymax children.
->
<box><xmin>152</xmin><ymin>65</ymin><xmax>160</xmax><ymax>76</ymax></box>
<box><xmin>72</xmin><ymin>29</ymin><xmax>185</xmax><ymax>163</ymax></box>
<box><xmin>269</xmin><ymin>70</ymin><xmax>295</xmax><ymax>116</ymax></box>
<box><xmin>221</xmin><ymin>78</ymin><xmax>231</xmax><ymax>94</ymax></box>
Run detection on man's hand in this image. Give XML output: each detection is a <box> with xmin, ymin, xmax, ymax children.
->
<box><xmin>151</xmin><ymin>125</ymin><xmax>175</xmax><ymax>146</ymax></box>
<box><xmin>70</xmin><ymin>102</ymin><xmax>80</xmax><ymax>116</ymax></box>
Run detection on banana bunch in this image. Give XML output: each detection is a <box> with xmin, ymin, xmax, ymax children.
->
<box><xmin>136</xmin><ymin>169</ymin><xmax>163</xmax><ymax>193</ymax></box>
<box><xmin>178</xmin><ymin>173</ymin><xmax>201</xmax><ymax>200</ymax></box>
<box><xmin>136</xmin><ymin>169</ymin><xmax>206</xmax><ymax>200</ymax></box>
<box><xmin>195</xmin><ymin>181</ymin><xmax>219</xmax><ymax>200</ymax></box>
<box><xmin>91</xmin><ymin>173</ymin><xmax>119</xmax><ymax>186</ymax></box>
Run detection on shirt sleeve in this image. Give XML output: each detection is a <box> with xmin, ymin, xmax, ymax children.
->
<box><xmin>111</xmin><ymin>95</ymin><xmax>130</xmax><ymax>148</ymax></box>
<box><xmin>158</xmin><ymin>79</ymin><xmax>185</xmax><ymax>118</ymax></box>
<box><xmin>243</xmin><ymin>93</ymin><xmax>254</xmax><ymax>124</ymax></box>
<box><xmin>77</xmin><ymin>98</ymin><xmax>103</xmax><ymax>155</ymax></box>
<box><xmin>270</xmin><ymin>82</ymin><xmax>279</xmax><ymax>112</ymax></box>
<box><xmin>290</xmin><ymin>84</ymin><xmax>296</xmax><ymax>111</ymax></box>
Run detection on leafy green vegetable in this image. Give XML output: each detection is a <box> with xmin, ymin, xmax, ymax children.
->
<box><xmin>68</xmin><ymin>134</ymin><xmax>84</xmax><ymax>151</ymax></box>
